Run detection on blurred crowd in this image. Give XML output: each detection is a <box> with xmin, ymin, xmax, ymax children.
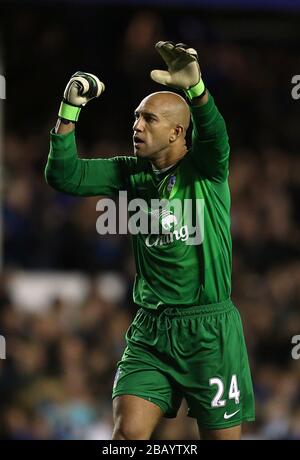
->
<box><xmin>1</xmin><ymin>5</ymin><xmax>300</xmax><ymax>439</ymax></box>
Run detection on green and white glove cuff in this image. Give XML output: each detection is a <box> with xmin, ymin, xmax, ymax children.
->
<box><xmin>185</xmin><ymin>79</ymin><xmax>206</xmax><ymax>100</ymax></box>
<box><xmin>58</xmin><ymin>101</ymin><xmax>81</xmax><ymax>122</ymax></box>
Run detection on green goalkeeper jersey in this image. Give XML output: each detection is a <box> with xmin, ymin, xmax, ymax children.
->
<box><xmin>45</xmin><ymin>93</ymin><xmax>231</xmax><ymax>309</ymax></box>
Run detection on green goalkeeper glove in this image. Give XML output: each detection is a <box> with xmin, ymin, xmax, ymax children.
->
<box><xmin>150</xmin><ymin>41</ymin><xmax>206</xmax><ymax>100</ymax></box>
<box><xmin>58</xmin><ymin>71</ymin><xmax>105</xmax><ymax>122</ymax></box>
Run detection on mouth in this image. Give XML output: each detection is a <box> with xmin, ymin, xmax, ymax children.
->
<box><xmin>133</xmin><ymin>135</ymin><xmax>145</xmax><ymax>147</ymax></box>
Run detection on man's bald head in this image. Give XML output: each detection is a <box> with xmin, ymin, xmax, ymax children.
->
<box><xmin>133</xmin><ymin>91</ymin><xmax>190</xmax><ymax>162</ymax></box>
<box><xmin>140</xmin><ymin>91</ymin><xmax>190</xmax><ymax>131</ymax></box>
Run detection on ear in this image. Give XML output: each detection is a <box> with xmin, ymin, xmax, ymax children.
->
<box><xmin>169</xmin><ymin>125</ymin><xmax>184</xmax><ymax>142</ymax></box>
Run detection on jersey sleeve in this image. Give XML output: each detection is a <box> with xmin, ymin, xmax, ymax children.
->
<box><xmin>45</xmin><ymin>129</ymin><xmax>134</xmax><ymax>196</ymax></box>
<box><xmin>189</xmin><ymin>92</ymin><xmax>230</xmax><ymax>183</ymax></box>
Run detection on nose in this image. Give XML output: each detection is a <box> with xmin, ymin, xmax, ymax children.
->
<box><xmin>133</xmin><ymin>117</ymin><xmax>144</xmax><ymax>132</ymax></box>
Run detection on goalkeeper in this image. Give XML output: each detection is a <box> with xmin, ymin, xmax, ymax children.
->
<box><xmin>45</xmin><ymin>41</ymin><xmax>255</xmax><ymax>440</ymax></box>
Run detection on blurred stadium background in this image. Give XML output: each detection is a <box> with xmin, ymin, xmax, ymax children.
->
<box><xmin>0</xmin><ymin>0</ymin><xmax>300</xmax><ymax>440</ymax></box>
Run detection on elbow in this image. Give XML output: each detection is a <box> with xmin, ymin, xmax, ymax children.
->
<box><xmin>44</xmin><ymin>166</ymin><xmax>57</xmax><ymax>189</ymax></box>
<box><xmin>44</xmin><ymin>166</ymin><xmax>52</xmax><ymax>186</ymax></box>
<box><xmin>44</xmin><ymin>167</ymin><xmax>66</xmax><ymax>193</ymax></box>
<box><xmin>44</xmin><ymin>167</ymin><xmax>79</xmax><ymax>196</ymax></box>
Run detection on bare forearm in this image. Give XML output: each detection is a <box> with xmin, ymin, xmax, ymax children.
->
<box><xmin>191</xmin><ymin>89</ymin><xmax>209</xmax><ymax>107</ymax></box>
<box><xmin>55</xmin><ymin>119</ymin><xmax>75</xmax><ymax>134</ymax></box>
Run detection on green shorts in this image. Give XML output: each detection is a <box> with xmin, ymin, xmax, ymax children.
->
<box><xmin>112</xmin><ymin>299</ymin><xmax>255</xmax><ymax>430</ymax></box>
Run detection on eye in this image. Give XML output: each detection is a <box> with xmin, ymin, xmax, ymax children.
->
<box><xmin>146</xmin><ymin>116</ymin><xmax>156</xmax><ymax>123</ymax></box>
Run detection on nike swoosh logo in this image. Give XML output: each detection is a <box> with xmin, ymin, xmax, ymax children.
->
<box><xmin>224</xmin><ymin>409</ymin><xmax>240</xmax><ymax>420</ymax></box>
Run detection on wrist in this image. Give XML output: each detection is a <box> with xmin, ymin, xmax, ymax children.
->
<box><xmin>58</xmin><ymin>101</ymin><xmax>81</xmax><ymax>122</ymax></box>
<box><xmin>55</xmin><ymin>118</ymin><xmax>75</xmax><ymax>134</ymax></box>
<box><xmin>184</xmin><ymin>79</ymin><xmax>206</xmax><ymax>101</ymax></box>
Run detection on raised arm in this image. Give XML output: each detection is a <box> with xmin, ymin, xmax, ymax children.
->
<box><xmin>45</xmin><ymin>72</ymin><xmax>130</xmax><ymax>196</ymax></box>
<box><xmin>151</xmin><ymin>41</ymin><xmax>229</xmax><ymax>182</ymax></box>
<box><xmin>189</xmin><ymin>92</ymin><xmax>230</xmax><ymax>182</ymax></box>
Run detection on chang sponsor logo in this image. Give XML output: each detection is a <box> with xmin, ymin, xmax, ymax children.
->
<box><xmin>145</xmin><ymin>224</ymin><xmax>189</xmax><ymax>247</ymax></box>
<box><xmin>95</xmin><ymin>192</ymin><xmax>204</xmax><ymax>246</ymax></box>
<box><xmin>161</xmin><ymin>210</ymin><xmax>178</xmax><ymax>231</ymax></box>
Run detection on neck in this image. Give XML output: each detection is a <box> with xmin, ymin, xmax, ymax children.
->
<box><xmin>151</xmin><ymin>163</ymin><xmax>175</xmax><ymax>174</ymax></box>
<box><xmin>151</xmin><ymin>145</ymin><xmax>187</xmax><ymax>170</ymax></box>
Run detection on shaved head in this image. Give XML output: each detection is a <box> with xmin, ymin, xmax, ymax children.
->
<box><xmin>133</xmin><ymin>91</ymin><xmax>190</xmax><ymax>165</ymax></box>
<box><xmin>140</xmin><ymin>91</ymin><xmax>190</xmax><ymax>131</ymax></box>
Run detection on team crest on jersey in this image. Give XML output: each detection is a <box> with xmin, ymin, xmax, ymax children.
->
<box><xmin>167</xmin><ymin>175</ymin><xmax>176</xmax><ymax>193</ymax></box>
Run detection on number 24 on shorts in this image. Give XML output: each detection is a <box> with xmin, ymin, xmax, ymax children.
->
<box><xmin>209</xmin><ymin>375</ymin><xmax>240</xmax><ymax>407</ymax></box>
